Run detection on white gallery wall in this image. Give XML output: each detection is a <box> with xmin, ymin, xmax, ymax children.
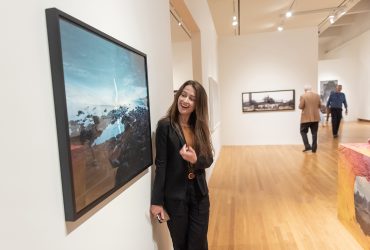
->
<box><xmin>172</xmin><ymin>41</ymin><xmax>193</xmax><ymax>90</ymax></box>
<box><xmin>0</xmin><ymin>0</ymin><xmax>173</xmax><ymax>250</ymax></box>
<box><xmin>0</xmin><ymin>0</ymin><xmax>220</xmax><ymax>249</ymax></box>
<box><xmin>219</xmin><ymin>27</ymin><xmax>318</xmax><ymax>145</ymax></box>
<box><xmin>319</xmin><ymin>29</ymin><xmax>370</xmax><ymax>121</ymax></box>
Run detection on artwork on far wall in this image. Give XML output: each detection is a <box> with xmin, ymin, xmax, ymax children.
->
<box><xmin>46</xmin><ymin>8</ymin><xmax>153</xmax><ymax>221</ymax></box>
<box><xmin>242</xmin><ymin>89</ymin><xmax>295</xmax><ymax>112</ymax></box>
<box><xmin>320</xmin><ymin>80</ymin><xmax>337</xmax><ymax>105</ymax></box>
<box><xmin>209</xmin><ymin>77</ymin><xmax>221</xmax><ymax>131</ymax></box>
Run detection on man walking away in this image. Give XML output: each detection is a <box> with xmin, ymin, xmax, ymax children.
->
<box><xmin>299</xmin><ymin>85</ymin><xmax>321</xmax><ymax>153</ymax></box>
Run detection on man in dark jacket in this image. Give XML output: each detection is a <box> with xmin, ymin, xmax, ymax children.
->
<box><xmin>326</xmin><ymin>84</ymin><xmax>348</xmax><ymax>138</ymax></box>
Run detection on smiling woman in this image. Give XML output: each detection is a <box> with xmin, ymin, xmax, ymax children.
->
<box><xmin>151</xmin><ymin>80</ymin><xmax>214</xmax><ymax>250</ymax></box>
<box><xmin>178</xmin><ymin>85</ymin><xmax>196</xmax><ymax>117</ymax></box>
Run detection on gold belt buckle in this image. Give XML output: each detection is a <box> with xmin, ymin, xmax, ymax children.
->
<box><xmin>188</xmin><ymin>172</ymin><xmax>195</xmax><ymax>180</ymax></box>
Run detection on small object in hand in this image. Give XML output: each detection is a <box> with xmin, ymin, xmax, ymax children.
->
<box><xmin>156</xmin><ymin>210</ymin><xmax>170</xmax><ymax>223</ymax></box>
<box><xmin>156</xmin><ymin>214</ymin><xmax>163</xmax><ymax>223</ymax></box>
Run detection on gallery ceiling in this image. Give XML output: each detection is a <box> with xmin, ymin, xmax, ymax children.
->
<box><xmin>207</xmin><ymin>0</ymin><xmax>370</xmax><ymax>55</ymax></box>
<box><xmin>170</xmin><ymin>12</ymin><xmax>191</xmax><ymax>43</ymax></box>
<box><xmin>171</xmin><ymin>0</ymin><xmax>370</xmax><ymax>56</ymax></box>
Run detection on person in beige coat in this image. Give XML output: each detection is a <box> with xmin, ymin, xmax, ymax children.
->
<box><xmin>299</xmin><ymin>85</ymin><xmax>321</xmax><ymax>153</ymax></box>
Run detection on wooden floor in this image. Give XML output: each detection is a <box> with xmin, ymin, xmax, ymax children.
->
<box><xmin>208</xmin><ymin>121</ymin><xmax>370</xmax><ymax>250</ymax></box>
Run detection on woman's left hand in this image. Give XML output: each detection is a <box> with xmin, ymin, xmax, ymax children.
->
<box><xmin>179</xmin><ymin>144</ymin><xmax>197</xmax><ymax>164</ymax></box>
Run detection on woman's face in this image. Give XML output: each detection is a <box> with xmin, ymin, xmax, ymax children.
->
<box><xmin>177</xmin><ymin>85</ymin><xmax>196</xmax><ymax>117</ymax></box>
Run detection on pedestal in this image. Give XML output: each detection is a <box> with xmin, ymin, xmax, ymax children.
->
<box><xmin>338</xmin><ymin>143</ymin><xmax>370</xmax><ymax>249</ymax></box>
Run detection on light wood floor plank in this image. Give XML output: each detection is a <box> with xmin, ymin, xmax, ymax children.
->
<box><xmin>208</xmin><ymin>121</ymin><xmax>370</xmax><ymax>250</ymax></box>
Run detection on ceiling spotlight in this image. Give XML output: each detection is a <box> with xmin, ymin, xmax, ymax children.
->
<box><xmin>285</xmin><ymin>11</ymin><xmax>292</xmax><ymax>18</ymax></box>
<box><xmin>178</xmin><ymin>21</ymin><xmax>182</xmax><ymax>26</ymax></box>
<box><xmin>339</xmin><ymin>10</ymin><xmax>346</xmax><ymax>16</ymax></box>
<box><xmin>232</xmin><ymin>15</ymin><xmax>238</xmax><ymax>27</ymax></box>
<box><xmin>338</xmin><ymin>5</ymin><xmax>347</xmax><ymax>16</ymax></box>
<box><xmin>277</xmin><ymin>26</ymin><xmax>283</xmax><ymax>32</ymax></box>
<box><xmin>329</xmin><ymin>16</ymin><xmax>335</xmax><ymax>24</ymax></box>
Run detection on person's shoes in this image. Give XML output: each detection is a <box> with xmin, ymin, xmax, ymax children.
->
<box><xmin>333</xmin><ymin>134</ymin><xmax>338</xmax><ymax>138</ymax></box>
<box><xmin>312</xmin><ymin>150</ymin><xmax>316</xmax><ymax>153</ymax></box>
<box><xmin>302</xmin><ymin>147</ymin><xmax>312</xmax><ymax>152</ymax></box>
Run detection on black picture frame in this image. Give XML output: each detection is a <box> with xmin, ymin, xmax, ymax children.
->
<box><xmin>242</xmin><ymin>89</ymin><xmax>295</xmax><ymax>112</ymax></box>
<box><xmin>46</xmin><ymin>8</ymin><xmax>153</xmax><ymax>221</ymax></box>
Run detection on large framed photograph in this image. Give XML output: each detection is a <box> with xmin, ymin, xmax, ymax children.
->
<box><xmin>242</xmin><ymin>89</ymin><xmax>295</xmax><ymax>112</ymax></box>
<box><xmin>46</xmin><ymin>8</ymin><xmax>153</xmax><ymax>221</ymax></box>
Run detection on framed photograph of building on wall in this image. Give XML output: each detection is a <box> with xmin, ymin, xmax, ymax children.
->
<box><xmin>242</xmin><ymin>89</ymin><xmax>295</xmax><ymax>112</ymax></box>
<box><xmin>46</xmin><ymin>8</ymin><xmax>153</xmax><ymax>221</ymax></box>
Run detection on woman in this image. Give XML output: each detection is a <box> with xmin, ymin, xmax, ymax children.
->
<box><xmin>151</xmin><ymin>80</ymin><xmax>213</xmax><ymax>250</ymax></box>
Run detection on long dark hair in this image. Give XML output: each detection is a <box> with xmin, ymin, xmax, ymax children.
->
<box><xmin>166</xmin><ymin>80</ymin><xmax>213</xmax><ymax>158</ymax></box>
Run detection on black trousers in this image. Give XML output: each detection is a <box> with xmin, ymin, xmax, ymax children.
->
<box><xmin>300</xmin><ymin>122</ymin><xmax>319</xmax><ymax>151</ymax></box>
<box><xmin>330</xmin><ymin>108</ymin><xmax>342</xmax><ymax>136</ymax></box>
<box><xmin>165</xmin><ymin>181</ymin><xmax>210</xmax><ymax>250</ymax></box>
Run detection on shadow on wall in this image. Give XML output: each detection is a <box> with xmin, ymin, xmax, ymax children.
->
<box><xmin>151</xmin><ymin>219</ymin><xmax>172</xmax><ymax>250</ymax></box>
<box><xmin>150</xmin><ymin>131</ymin><xmax>172</xmax><ymax>249</ymax></box>
<box><xmin>65</xmin><ymin>170</ymin><xmax>148</xmax><ymax>233</ymax></box>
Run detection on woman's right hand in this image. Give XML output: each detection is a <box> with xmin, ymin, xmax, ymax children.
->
<box><xmin>150</xmin><ymin>205</ymin><xmax>164</xmax><ymax>220</ymax></box>
<box><xmin>179</xmin><ymin>144</ymin><xmax>197</xmax><ymax>164</ymax></box>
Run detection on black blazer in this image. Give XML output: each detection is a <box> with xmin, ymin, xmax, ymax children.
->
<box><xmin>151</xmin><ymin>118</ymin><xmax>213</xmax><ymax>205</ymax></box>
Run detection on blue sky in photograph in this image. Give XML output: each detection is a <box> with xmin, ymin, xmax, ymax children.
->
<box><xmin>59</xmin><ymin>19</ymin><xmax>148</xmax><ymax>120</ymax></box>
